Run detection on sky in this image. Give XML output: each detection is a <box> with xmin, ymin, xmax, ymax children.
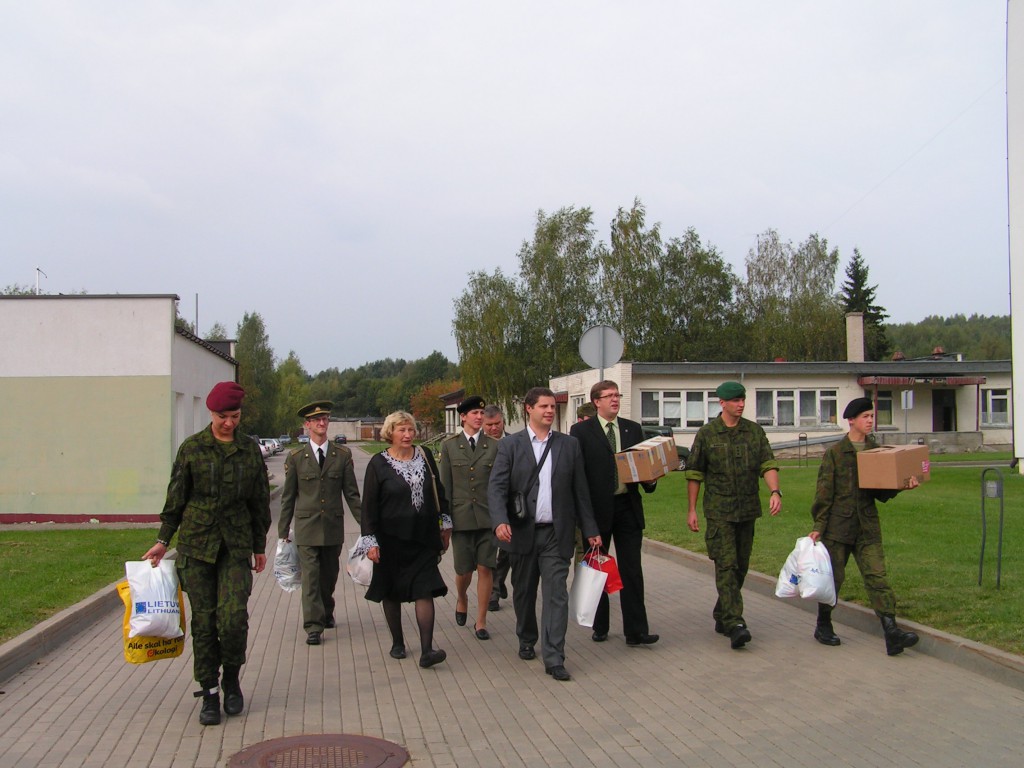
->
<box><xmin>1</xmin><ymin>2</ymin><xmax>1012</xmax><ymax>374</ymax></box>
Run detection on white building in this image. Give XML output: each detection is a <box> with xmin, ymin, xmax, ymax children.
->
<box><xmin>0</xmin><ymin>294</ymin><xmax>238</xmax><ymax>523</ymax></box>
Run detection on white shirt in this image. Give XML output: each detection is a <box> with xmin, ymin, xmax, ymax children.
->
<box><xmin>310</xmin><ymin>440</ymin><xmax>327</xmax><ymax>463</ymax></box>
<box><xmin>527</xmin><ymin>426</ymin><xmax>554</xmax><ymax>524</ymax></box>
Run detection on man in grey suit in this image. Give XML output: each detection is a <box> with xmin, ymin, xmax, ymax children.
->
<box><xmin>279</xmin><ymin>401</ymin><xmax>362</xmax><ymax>646</ymax></box>
<box><xmin>488</xmin><ymin>387</ymin><xmax>601</xmax><ymax>682</ymax></box>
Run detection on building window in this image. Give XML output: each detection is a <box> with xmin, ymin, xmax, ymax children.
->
<box><xmin>756</xmin><ymin>389</ymin><xmax>838</xmax><ymax>427</ymax></box>
<box><xmin>871</xmin><ymin>390</ymin><xmax>893</xmax><ymax>426</ymax></box>
<box><xmin>642</xmin><ymin>390</ymin><xmax>711</xmax><ymax>427</ymax></box>
<box><xmin>981</xmin><ymin>389</ymin><xmax>1009</xmax><ymax>425</ymax></box>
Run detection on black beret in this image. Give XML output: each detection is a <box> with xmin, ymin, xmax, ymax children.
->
<box><xmin>298</xmin><ymin>400</ymin><xmax>333</xmax><ymax>419</ymax></box>
<box><xmin>842</xmin><ymin>397</ymin><xmax>873</xmax><ymax>419</ymax></box>
<box><xmin>457</xmin><ymin>395</ymin><xmax>486</xmax><ymax>414</ymax></box>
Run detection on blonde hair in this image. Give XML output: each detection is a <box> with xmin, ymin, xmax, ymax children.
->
<box><xmin>380</xmin><ymin>410</ymin><xmax>418</xmax><ymax>443</ymax></box>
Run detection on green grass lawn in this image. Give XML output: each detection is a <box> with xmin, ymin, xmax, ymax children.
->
<box><xmin>644</xmin><ymin>462</ymin><xmax>1024</xmax><ymax>655</ymax></box>
<box><xmin>0</xmin><ymin>528</ymin><xmax>162</xmax><ymax>643</ymax></box>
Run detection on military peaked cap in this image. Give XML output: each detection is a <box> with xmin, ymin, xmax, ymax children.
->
<box><xmin>298</xmin><ymin>400</ymin><xmax>333</xmax><ymax>419</ymax></box>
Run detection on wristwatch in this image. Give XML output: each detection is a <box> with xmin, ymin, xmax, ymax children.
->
<box><xmin>770</xmin><ymin>490</ymin><xmax>783</xmax><ymax>498</ymax></box>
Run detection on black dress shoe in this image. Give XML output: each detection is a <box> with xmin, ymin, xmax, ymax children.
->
<box><xmin>488</xmin><ymin>599</ymin><xmax>500</xmax><ymax>612</ymax></box>
<box><xmin>518</xmin><ymin>646</ymin><xmax>536</xmax><ymax>660</ymax></box>
<box><xmin>814</xmin><ymin>626</ymin><xmax>842</xmax><ymax>646</ymax></box>
<box><xmin>389</xmin><ymin>644</ymin><xmax>406</xmax><ymax>659</ymax></box>
<box><xmin>473</xmin><ymin>624</ymin><xmax>491</xmax><ymax>640</ymax></box>
<box><xmin>729</xmin><ymin>625</ymin><xmax>752</xmax><ymax>649</ymax></box>
<box><xmin>499</xmin><ymin>584</ymin><xmax>508</xmax><ymax>599</ymax></box>
<box><xmin>306</xmin><ymin>631</ymin><xmax>322</xmax><ymax>645</ymax></box>
<box><xmin>591</xmin><ymin>631</ymin><xmax>608</xmax><ymax>642</ymax></box>
<box><xmin>325</xmin><ymin>618</ymin><xmax>336</xmax><ymax>629</ymax></box>
<box><xmin>545</xmin><ymin>665</ymin><xmax>571</xmax><ymax>682</ymax></box>
<box><xmin>419</xmin><ymin>649</ymin><xmax>447</xmax><ymax>668</ymax></box>
<box><xmin>455</xmin><ymin>610</ymin><xmax>467</xmax><ymax>626</ymax></box>
<box><xmin>626</xmin><ymin>633</ymin><xmax>659</xmax><ymax>646</ymax></box>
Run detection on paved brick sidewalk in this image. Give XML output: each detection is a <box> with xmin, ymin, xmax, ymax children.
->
<box><xmin>1</xmin><ymin>447</ymin><xmax>1022</xmax><ymax>767</ymax></box>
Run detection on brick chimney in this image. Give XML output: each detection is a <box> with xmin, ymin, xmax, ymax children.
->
<box><xmin>846</xmin><ymin>312</ymin><xmax>865</xmax><ymax>363</ymax></box>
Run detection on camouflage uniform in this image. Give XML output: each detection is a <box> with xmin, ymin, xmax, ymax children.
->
<box><xmin>810</xmin><ymin>435</ymin><xmax>900</xmax><ymax>615</ymax></box>
<box><xmin>685</xmin><ymin>416</ymin><xmax>778</xmax><ymax>631</ymax></box>
<box><xmin>157</xmin><ymin>425</ymin><xmax>271</xmax><ymax>688</ymax></box>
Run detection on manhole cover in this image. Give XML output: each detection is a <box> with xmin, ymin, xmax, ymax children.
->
<box><xmin>227</xmin><ymin>734</ymin><xmax>408</xmax><ymax>768</ymax></box>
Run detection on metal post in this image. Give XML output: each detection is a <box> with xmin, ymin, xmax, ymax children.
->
<box><xmin>979</xmin><ymin>468</ymin><xmax>1005</xmax><ymax>588</ymax></box>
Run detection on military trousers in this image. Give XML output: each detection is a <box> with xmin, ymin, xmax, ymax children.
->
<box><xmin>705</xmin><ymin>519</ymin><xmax>755</xmax><ymax>631</ymax></box>
<box><xmin>823</xmin><ymin>537</ymin><xmax>896</xmax><ymax>616</ymax></box>
<box><xmin>298</xmin><ymin>543</ymin><xmax>342</xmax><ymax>631</ymax></box>
<box><xmin>177</xmin><ymin>548</ymin><xmax>254</xmax><ymax>688</ymax></box>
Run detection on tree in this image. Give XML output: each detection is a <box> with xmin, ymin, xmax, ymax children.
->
<box><xmin>205</xmin><ymin>322</ymin><xmax>229</xmax><ymax>341</ymax></box>
<box><xmin>2</xmin><ymin>283</ymin><xmax>35</xmax><ymax>295</ymax></box>
<box><xmin>840</xmin><ymin>249</ymin><xmax>890</xmax><ymax>361</ymax></box>
<box><xmin>275</xmin><ymin>351</ymin><xmax>311</xmax><ymax>434</ymax></box>
<box><xmin>234</xmin><ymin>312</ymin><xmax>278</xmax><ymax>436</ymax></box>
<box><xmin>410</xmin><ymin>378</ymin><xmax>461</xmax><ymax>437</ymax></box>
<box><xmin>735</xmin><ymin>230</ymin><xmax>844</xmax><ymax>361</ymax></box>
<box><xmin>453</xmin><ymin>268</ymin><xmax>533</xmax><ymax>417</ymax></box>
<box><xmin>516</xmin><ymin>207</ymin><xmax>600</xmax><ymax>379</ymax></box>
<box><xmin>599</xmin><ymin>199</ymin><xmax>665</xmax><ymax>358</ymax></box>
<box><xmin>654</xmin><ymin>228</ymin><xmax>740</xmax><ymax>361</ymax></box>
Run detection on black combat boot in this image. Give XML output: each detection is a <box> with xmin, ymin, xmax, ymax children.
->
<box><xmin>814</xmin><ymin>604</ymin><xmax>841</xmax><ymax>646</ymax></box>
<box><xmin>880</xmin><ymin>614</ymin><xmax>919</xmax><ymax>656</ymax></box>
<box><xmin>221</xmin><ymin>665</ymin><xmax>244</xmax><ymax>716</ymax></box>
<box><xmin>194</xmin><ymin>685</ymin><xmax>221</xmax><ymax>726</ymax></box>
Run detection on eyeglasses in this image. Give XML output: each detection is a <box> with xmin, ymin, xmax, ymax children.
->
<box><xmin>594</xmin><ymin>393</ymin><xmax>621</xmax><ymax>400</ymax></box>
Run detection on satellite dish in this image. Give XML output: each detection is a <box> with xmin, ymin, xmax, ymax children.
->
<box><xmin>579</xmin><ymin>325</ymin><xmax>624</xmax><ymax>373</ymax></box>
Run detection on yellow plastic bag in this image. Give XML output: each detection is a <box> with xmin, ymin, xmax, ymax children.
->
<box><xmin>117</xmin><ymin>579</ymin><xmax>186</xmax><ymax>664</ymax></box>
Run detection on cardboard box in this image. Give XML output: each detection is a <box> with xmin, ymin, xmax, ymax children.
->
<box><xmin>856</xmin><ymin>444</ymin><xmax>930</xmax><ymax>489</ymax></box>
<box><xmin>615</xmin><ymin>436</ymin><xmax>679</xmax><ymax>484</ymax></box>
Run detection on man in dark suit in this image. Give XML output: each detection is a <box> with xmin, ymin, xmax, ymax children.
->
<box><xmin>279</xmin><ymin>401</ymin><xmax>362</xmax><ymax>646</ymax></box>
<box><xmin>570</xmin><ymin>380</ymin><xmax>659</xmax><ymax>646</ymax></box>
<box><xmin>488</xmin><ymin>387</ymin><xmax>601</xmax><ymax>682</ymax></box>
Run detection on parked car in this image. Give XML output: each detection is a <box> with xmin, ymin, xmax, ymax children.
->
<box><xmin>640</xmin><ymin>425</ymin><xmax>689</xmax><ymax>470</ymax></box>
<box><xmin>251</xmin><ymin>435</ymin><xmax>271</xmax><ymax>459</ymax></box>
<box><xmin>333</xmin><ymin>434</ymin><xmax>347</xmax><ymax>444</ymax></box>
<box><xmin>259</xmin><ymin>438</ymin><xmax>282</xmax><ymax>454</ymax></box>
<box><xmin>278</xmin><ymin>434</ymin><xmax>292</xmax><ymax>445</ymax></box>
<box><xmin>297</xmin><ymin>435</ymin><xmax>310</xmax><ymax>444</ymax></box>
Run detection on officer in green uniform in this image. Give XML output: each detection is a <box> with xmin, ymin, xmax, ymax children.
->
<box><xmin>808</xmin><ymin>396</ymin><xmax>920</xmax><ymax>655</ymax></box>
<box><xmin>279</xmin><ymin>400</ymin><xmax>362</xmax><ymax>646</ymax></box>
<box><xmin>143</xmin><ymin>381</ymin><xmax>271</xmax><ymax>726</ymax></box>
<box><xmin>438</xmin><ymin>395</ymin><xmax>499</xmax><ymax>638</ymax></box>
<box><xmin>686</xmin><ymin>381</ymin><xmax>781</xmax><ymax>649</ymax></box>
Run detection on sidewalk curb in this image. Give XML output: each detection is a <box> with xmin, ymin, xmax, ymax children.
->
<box><xmin>0</xmin><ymin>485</ymin><xmax>284</xmax><ymax>687</ymax></box>
<box><xmin>644</xmin><ymin>538</ymin><xmax>1024</xmax><ymax>692</ymax></box>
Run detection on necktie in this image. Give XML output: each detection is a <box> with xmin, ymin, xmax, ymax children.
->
<box><xmin>469</xmin><ymin>436</ymin><xmax>476</xmax><ymax>451</ymax></box>
<box><xmin>606</xmin><ymin>421</ymin><xmax>617</xmax><ymax>452</ymax></box>
<box><xmin>317</xmin><ymin>448</ymin><xmax>325</xmax><ymax>469</ymax></box>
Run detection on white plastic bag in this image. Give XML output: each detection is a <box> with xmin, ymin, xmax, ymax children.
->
<box><xmin>775</xmin><ymin>543</ymin><xmax>802</xmax><ymax>599</ymax></box>
<box><xmin>125</xmin><ymin>560</ymin><xmax>184</xmax><ymax>639</ymax></box>
<box><xmin>568</xmin><ymin>561</ymin><xmax>608</xmax><ymax>627</ymax></box>
<box><xmin>796</xmin><ymin>537</ymin><xmax>837</xmax><ymax>606</ymax></box>
<box><xmin>346</xmin><ymin>541</ymin><xmax>373</xmax><ymax>587</ymax></box>
<box><xmin>274</xmin><ymin>538</ymin><xmax>302</xmax><ymax>593</ymax></box>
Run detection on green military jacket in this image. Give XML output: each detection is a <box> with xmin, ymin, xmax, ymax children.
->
<box><xmin>810</xmin><ymin>434</ymin><xmax>899</xmax><ymax>545</ymax></box>
<box><xmin>685</xmin><ymin>416</ymin><xmax>779</xmax><ymax>522</ymax></box>
<box><xmin>278</xmin><ymin>442</ymin><xmax>362</xmax><ymax>546</ymax></box>
<box><xmin>157</xmin><ymin>425</ymin><xmax>271</xmax><ymax>563</ymax></box>
<box><xmin>438</xmin><ymin>431</ymin><xmax>498</xmax><ymax>531</ymax></box>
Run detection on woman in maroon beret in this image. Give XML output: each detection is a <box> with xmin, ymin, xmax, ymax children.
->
<box><xmin>142</xmin><ymin>381</ymin><xmax>271</xmax><ymax>726</ymax></box>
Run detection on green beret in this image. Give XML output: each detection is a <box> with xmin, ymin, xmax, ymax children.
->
<box><xmin>715</xmin><ymin>381</ymin><xmax>746</xmax><ymax>400</ymax></box>
<box><xmin>298</xmin><ymin>400</ymin><xmax>333</xmax><ymax>419</ymax></box>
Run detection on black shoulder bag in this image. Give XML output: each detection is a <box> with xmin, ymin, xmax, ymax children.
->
<box><xmin>507</xmin><ymin>438</ymin><xmax>553</xmax><ymax>523</ymax></box>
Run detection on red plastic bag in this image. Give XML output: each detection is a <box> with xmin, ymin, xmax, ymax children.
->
<box><xmin>584</xmin><ymin>550</ymin><xmax>623</xmax><ymax>594</ymax></box>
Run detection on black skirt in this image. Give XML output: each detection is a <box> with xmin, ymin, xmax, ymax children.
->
<box><xmin>365</xmin><ymin>533</ymin><xmax>448</xmax><ymax>603</ymax></box>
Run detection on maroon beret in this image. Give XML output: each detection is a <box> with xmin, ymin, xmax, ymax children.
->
<box><xmin>206</xmin><ymin>381</ymin><xmax>245</xmax><ymax>412</ymax></box>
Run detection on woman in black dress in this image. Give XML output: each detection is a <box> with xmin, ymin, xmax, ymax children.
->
<box><xmin>360</xmin><ymin>411</ymin><xmax>451</xmax><ymax>668</ymax></box>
